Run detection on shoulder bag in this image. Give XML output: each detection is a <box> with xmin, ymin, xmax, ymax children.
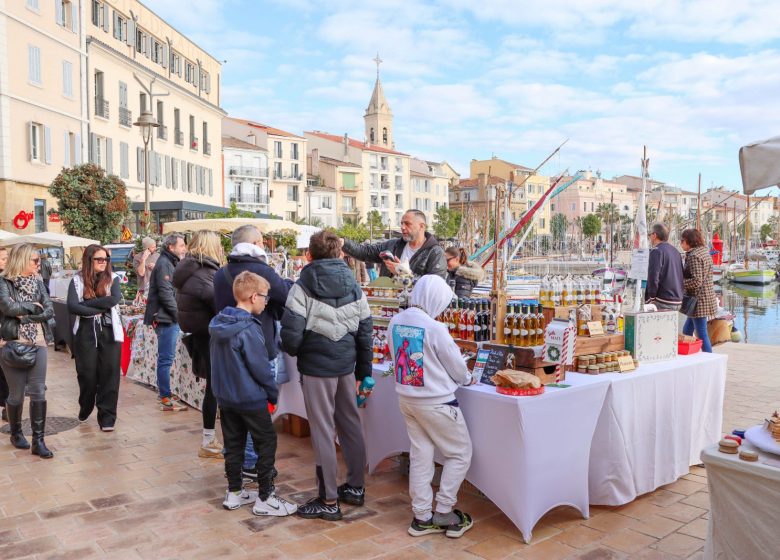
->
<box><xmin>0</xmin><ymin>340</ymin><xmax>38</xmax><ymax>369</ymax></box>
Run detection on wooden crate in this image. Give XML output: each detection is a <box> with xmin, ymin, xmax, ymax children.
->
<box><xmin>282</xmin><ymin>414</ymin><xmax>310</xmax><ymax>438</ymax></box>
<box><xmin>455</xmin><ymin>339</ymin><xmax>479</xmax><ymax>370</ymax></box>
<box><xmin>483</xmin><ymin>343</ymin><xmax>564</xmax><ymax>385</ymax></box>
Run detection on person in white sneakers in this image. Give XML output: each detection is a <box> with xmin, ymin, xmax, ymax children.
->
<box><xmin>389</xmin><ymin>274</ymin><xmax>476</xmax><ymax>538</ymax></box>
<box><xmin>209</xmin><ymin>271</ymin><xmax>297</xmax><ymax>516</ymax></box>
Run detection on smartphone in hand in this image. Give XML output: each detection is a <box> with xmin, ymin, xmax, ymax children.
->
<box><xmin>379</xmin><ymin>251</ymin><xmax>399</xmax><ymax>263</ymax></box>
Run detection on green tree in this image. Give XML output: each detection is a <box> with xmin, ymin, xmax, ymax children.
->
<box><xmin>48</xmin><ymin>164</ymin><xmax>130</xmax><ymax>244</ymax></box>
<box><xmin>337</xmin><ymin>217</ymin><xmax>370</xmax><ymax>243</ymax></box>
<box><xmin>595</xmin><ymin>203</ymin><xmax>619</xmax><ymax>225</ymax></box>
<box><xmin>366</xmin><ymin>210</ymin><xmax>386</xmax><ymax>239</ymax></box>
<box><xmin>760</xmin><ymin>223</ymin><xmax>773</xmax><ymax>242</ymax></box>
<box><xmin>550</xmin><ymin>213</ymin><xmax>569</xmax><ymax>244</ymax></box>
<box><xmin>581</xmin><ymin>214</ymin><xmax>602</xmax><ymax>239</ymax></box>
<box><xmin>432</xmin><ymin>206</ymin><xmax>461</xmax><ymax>240</ymax></box>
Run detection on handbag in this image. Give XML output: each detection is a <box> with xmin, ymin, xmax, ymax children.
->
<box><xmin>0</xmin><ymin>341</ymin><xmax>38</xmax><ymax>370</ymax></box>
<box><xmin>681</xmin><ymin>294</ymin><xmax>698</xmax><ymax>316</ymax></box>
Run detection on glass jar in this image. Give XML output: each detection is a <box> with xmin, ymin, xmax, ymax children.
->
<box><xmin>587</xmin><ymin>365</ymin><xmax>599</xmax><ymax>375</ymax></box>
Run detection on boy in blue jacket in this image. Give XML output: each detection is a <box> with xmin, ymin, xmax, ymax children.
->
<box><xmin>209</xmin><ymin>271</ymin><xmax>297</xmax><ymax>516</ymax></box>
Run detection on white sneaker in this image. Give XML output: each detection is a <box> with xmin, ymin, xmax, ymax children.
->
<box><xmin>223</xmin><ymin>489</ymin><xmax>258</xmax><ymax>510</ymax></box>
<box><xmin>252</xmin><ymin>492</ymin><xmax>298</xmax><ymax>517</ymax></box>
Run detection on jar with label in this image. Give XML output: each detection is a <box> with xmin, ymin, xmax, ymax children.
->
<box><xmin>587</xmin><ymin>365</ymin><xmax>599</xmax><ymax>375</ymax></box>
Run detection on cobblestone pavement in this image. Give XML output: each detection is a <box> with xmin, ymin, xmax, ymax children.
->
<box><xmin>0</xmin><ymin>342</ymin><xmax>775</xmax><ymax>559</ymax></box>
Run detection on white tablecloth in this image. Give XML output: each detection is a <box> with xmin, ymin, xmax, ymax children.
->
<box><xmin>567</xmin><ymin>352</ymin><xmax>728</xmax><ymax>505</ymax></box>
<box><xmin>701</xmin><ymin>442</ymin><xmax>780</xmax><ymax>560</ymax></box>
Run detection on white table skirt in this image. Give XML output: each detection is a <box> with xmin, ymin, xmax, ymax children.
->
<box><xmin>567</xmin><ymin>352</ymin><xmax>728</xmax><ymax>506</ymax></box>
<box><xmin>701</xmin><ymin>442</ymin><xmax>780</xmax><ymax>560</ymax></box>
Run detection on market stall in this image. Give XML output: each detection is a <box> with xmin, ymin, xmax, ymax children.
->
<box><xmin>160</xmin><ymin>217</ymin><xmax>301</xmax><ymax>235</ymax></box>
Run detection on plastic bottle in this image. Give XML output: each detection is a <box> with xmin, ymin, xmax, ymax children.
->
<box><xmin>356</xmin><ymin>376</ymin><xmax>376</xmax><ymax>408</ymax></box>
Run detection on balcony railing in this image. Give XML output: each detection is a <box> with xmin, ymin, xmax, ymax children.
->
<box><xmin>94</xmin><ymin>96</ymin><xmax>109</xmax><ymax>119</ymax></box>
<box><xmin>381</xmin><ymin>182</ymin><xmax>390</xmax><ymax>189</ymax></box>
<box><xmin>157</xmin><ymin>125</ymin><xmax>168</xmax><ymax>140</ymax></box>
<box><xmin>273</xmin><ymin>173</ymin><xmax>303</xmax><ymax>181</ymax></box>
<box><xmin>118</xmin><ymin>107</ymin><xmax>132</xmax><ymax>127</ymax></box>
<box><xmin>175</xmin><ymin>129</ymin><xmax>184</xmax><ymax>146</ymax></box>
<box><xmin>342</xmin><ymin>207</ymin><xmax>359</xmax><ymax>213</ymax></box>
<box><xmin>190</xmin><ymin>136</ymin><xmax>199</xmax><ymax>150</ymax></box>
<box><xmin>204</xmin><ymin>141</ymin><xmax>211</xmax><ymax>155</ymax></box>
<box><xmin>231</xmin><ymin>193</ymin><xmax>269</xmax><ymax>205</ymax></box>
<box><xmin>228</xmin><ymin>166</ymin><xmax>268</xmax><ymax>178</ymax></box>
<box><xmin>395</xmin><ymin>182</ymin><xmax>403</xmax><ymax>189</ymax></box>
<box><xmin>395</xmin><ymin>166</ymin><xmax>403</xmax><ymax>172</ymax></box>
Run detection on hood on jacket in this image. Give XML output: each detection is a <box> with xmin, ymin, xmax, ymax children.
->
<box><xmin>173</xmin><ymin>255</ymin><xmax>220</xmax><ymax>289</ymax></box>
<box><xmin>209</xmin><ymin>307</ymin><xmax>261</xmax><ymax>342</ymax></box>
<box><xmin>299</xmin><ymin>258</ymin><xmax>357</xmax><ymax>301</ymax></box>
<box><xmin>160</xmin><ymin>247</ymin><xmax>181</xmax><ymax>267</ymax></box>
<box><xmin>455</xmin><ymin>261</ymin><xmax>485</xmax><ymax>282</ymax></box>
<box><xmin>410</xmin><ymin>275</ymin><xmax>454</xmax><ymax>318</ymax></box>
<box><xmin>231</xmin><ymin>242</ymin><xmax>268</xmax><ymax>262</ymax></box>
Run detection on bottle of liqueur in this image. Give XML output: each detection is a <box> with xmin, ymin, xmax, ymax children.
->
<box><xmin>464</xmin><ymin>299</ymin><xmax>474</xmax><ymax>341</ymax></box>
<box><xmin>509</xmin><ymin>303</ymin><xmax>520</xmax><ymax>346</ymax></box>
<box><xmin>536</xmin><ymin>304</ymin><xmax>545</xmax><ymax>345</ymax></box>
<box><xmin>518</xmin><ymin>304</ymin><xmax>528</xmax><ymax>347</ymax></box>
<box><xmin>526</xmin><ymin>304</ymin><xmax>537</xmax><ymax>346</ymax></box>
<box><xmin>480</xmin><ymin>299</ymin><xmax>490</xmax><ymax>342</ymax></box>
<box><xmin>458</xmin><ymin>299</ymin><xmax>468</xmax><ymax>340</ymax></box>
<box><xmin>503</xmin><ymin>302</ymin><xmax>514</xmax><ymax>344</ymax></box>
<box><xmin>473</xmin><ymin>300</ymin><xmax>483</xmax><ymax>342</ymax></box>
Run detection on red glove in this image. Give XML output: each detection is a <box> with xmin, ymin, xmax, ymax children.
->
<box><xmin>267</xmin><ymin>402</ymin><xmax>277</xmax><ymax>414</ymax></box>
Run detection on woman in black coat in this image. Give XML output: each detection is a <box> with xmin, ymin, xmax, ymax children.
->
<box><xmin>445</xmin><ymin>247</ymin><xmax>485</xmax><ymax>298</ymax></box>
<box><xmin>172</xmin><ymin>231</ymin><xmax>223</xmax><ymax>458</ymax></box>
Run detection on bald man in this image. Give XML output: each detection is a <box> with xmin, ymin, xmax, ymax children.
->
<box><xmin>342</xmin><ymin>210</ymin><xmax>446</xmax><ymax>279</ymax></box>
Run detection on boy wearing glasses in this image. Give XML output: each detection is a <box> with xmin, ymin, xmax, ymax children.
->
<box><xmin>209</xmin><ymin>271</ymin><xmax>297</xmax><ymax>516</ymax></box>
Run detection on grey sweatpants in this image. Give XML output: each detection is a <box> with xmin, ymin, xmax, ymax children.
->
<box><xmin>301</xmin><ymin>373</ymin><xmax>366</xmax><ymax>501</ymax></box>
<box><xmin>4</xmin><ymin>347</ymin><xmax>47</xmax><ymax>405</ymax></box>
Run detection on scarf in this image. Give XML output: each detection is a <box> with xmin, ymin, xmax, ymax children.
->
<box><xmin>12</xmin><ymin>275</ymin><xmax>40</xmax><ymax>344</ymax></box>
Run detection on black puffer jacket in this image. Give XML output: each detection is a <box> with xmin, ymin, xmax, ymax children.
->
<box><xmin>0</xmin><ymin>277</ymin><xmax>55</xmax><ymax>344</ymax></box>
<box><xmin>446</xmin><ymin>261</ymin><xmax>485</xmax><ymax>298</ymax></box>
<box><xmin>143</xmin><ymin>248</ymin><xmax>180</xmax><ymax>326</ymax></box>
<box><xmin>281</xmin><ymin>258</ymin><xmax>373</xmax><ymax>380</ymax></box>
<box><xmin>343</xmin><ymin>232</ymin><xmax>447</xmax><ymax>279</ymax></box>
<box><xmin>173</xmin><ymin>255</ymin><xmax>220</xmax><ymax>336</ymax></box>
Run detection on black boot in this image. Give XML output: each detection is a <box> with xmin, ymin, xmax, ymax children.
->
<box><xmin>7</xmin><ymin>403</ymin><xmax>30</xmax><ymax>449</ymax></box>
<box><xmin>30</xmin><ymin>401</ymin><xmax>53</xmax><ymax>459</ymax></box>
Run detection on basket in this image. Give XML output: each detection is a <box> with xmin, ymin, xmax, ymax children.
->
<box><xmin>678</xmin><ymin>339</ymin><xmax>703</xmax><ymax>355</ymax></box>
<box><xmin>496</xmin><ymin>386</ymin><xmax>545</xmax><ymax>397</ymax></box>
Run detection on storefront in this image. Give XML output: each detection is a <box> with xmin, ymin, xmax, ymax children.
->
<box><xmin>0</xmin><ymin>180</ymin><xmax>64</xmax><ymax>234</ymax></box>
<box><xmin>128</xmin><ymin>201</ymin><xmax>271</xmax><ymax>234</ymax></box>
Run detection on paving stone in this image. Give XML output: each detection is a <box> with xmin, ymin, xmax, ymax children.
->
<box><xmin>600</xmin><ymin>528</ymin><xmax>657</xmax><ymax>554</ymax></box>
<box><xmin>466</xmin><ymin>534</ymin><xmax>526</xmax><ymax>559</ymax></box>
<box><xmin>655</xmin><ymin>532</ymin><xmax>704</xmax><ymax>557</ymax></box>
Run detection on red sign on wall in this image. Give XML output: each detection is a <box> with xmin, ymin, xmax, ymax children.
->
<box><xmin>13</xmin><ymin>211</ymin><xmax>33</xmax><ymax>230</ymax></box>
<box><xmin>48</xmin><ymin>212</ymin><xmax>61</xmax><ymax>223</ymax></box>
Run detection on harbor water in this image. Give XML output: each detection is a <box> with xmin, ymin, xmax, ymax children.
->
<box><xmin>717</xmin><ymin>281</ymin><xmax>780</xmax><ymax>345</ymax></box>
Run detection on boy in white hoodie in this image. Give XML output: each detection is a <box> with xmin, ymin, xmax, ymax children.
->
<box><xmin>389</xmin><ymin>274</ymin><xmax>475</xmax><ymax>538</ymax></box>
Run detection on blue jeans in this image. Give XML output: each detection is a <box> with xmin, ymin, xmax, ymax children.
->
<box><xmin>244</xmin><ymin>356</ymin><xmax>278</xmax><ymax>469</ymax></box>
<box><xmin>154</xmin><ymin>323</ymin><xmax>180</xmax><ymax>398</ymax></box>
<box><xmin>683</xmin><ymin>317</ymin><xmax>712</xmax><ymax>353</ymax></box>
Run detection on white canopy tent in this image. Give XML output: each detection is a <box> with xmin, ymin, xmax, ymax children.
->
<box><xmin>739</xmin><ymin>135</ymin><xmax>780</xmax><ymax>194</ymax></box>
<box><xmin>0</xmin><ymin>230</ymin><xmax>18</xmax><ymax>240</ymax></box>
<box><xmin>161</xmin><ymin>217</ymin><xmax>302</xmax><ymax>235</ymax></box>
<box><xmin>0</xmin><ymin>231</ymin><xmax>99</xmax><ymax>249</ymax></box>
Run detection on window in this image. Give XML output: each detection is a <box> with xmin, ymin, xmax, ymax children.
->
<box><xmin>382</xmin><ymin>127</ymin><xmax>388</xmax><ymax>145</ymax></box>
<box><xmin>29</xmin><ymin>123</ymin><xmax>43</xmax><ymax>162</ymax></box>
<box><xmin>274</xmin><ymin>161</ymin><xmax>282</xmax><ymax>179</ymax></box>
<box><xmin>62</xmin><ymin>61</ymin><xmax>73</xmax><ymax>97</ymax></box>
<box><xmin>291</xmin><ymin>163</ymin><xmax>299</xmax><ymax>179</ymax></box>
<box><xmin>184</xmin><ymin>61</ymin><xmax>196</xmax><ymax>84</ymax></box>
<box><xmin>287</xmin><ymin>185</ymin><xmax>298</xmax><ymax>202</ymax></box>
<box><xmin>174</xmin><ymin>108</ymin><xmax>181</xmax><ymax>144</ymax></box>
<box><xmin>321</xmin><ymin>196</ymin><xmax>332</xmax><ymax>209</ymax></box>
<box><xmin>91</xmin><ymin>1</ymin><xmax>105</xmax><ymax>28</ymax></box>
<box><xmin>200</xmin><ymin>70</ymin><xmax>210</xmax><ymax>93</ymax></box>
<box><xmin>27</xmin><ymin>0</ymin><xmax>39</xmax><ymax>10</ymax></box>
<box><xmin>370</xmin><ymin>128</ymin><xmax>375</xmax><ymax>143</ymax></box>
<box><xmin>343</xmin><ymin>197</ymin><xmax>355</xmax><ymax>211</ymax></box>
<box><xmin>274</xmin><ymin>141</ymin><xmax>282</xmax><ymax>158</ymax></box>
<box><xmin>151</xmin><ymin>39</ymin><xmax>163</xmax><ymax>64</ymax></box>
<box><xmin>370</xmin><ymin>155</ymin><xmax>378</xmax><ymax>168</ymax></box>
<box><xmin>189</xmin><ymin>115</ymin><xmax>196</xmax><ymax>149</ymax></box>
<box><xmin>63</xmin><ymin>131</ymin><xmax>76</xmax><ymax>166</ymax></box>
<box><xmin>370</xmin><ymin>195</ymin><xmax>378</xmax><ymax>207</ymax></box>
<box><xmin>539</xmin><ymin>218</ymin><xmax>545</xmax><ymax>228</ymax></box>
<box><xmin>139</xmin><ymin>92</ymin><xmax>146</xmax><ymax>113</ymax></box>
<box><xmin>28</xmin><ymin>45</ymin><xmax>41</xmax><ymax>84</ymax></box>
<box><xmin>291</xmin><ymin>143</ymin><xmax>299</xmax><ymax>160</ymax></box>
<box><xmin>34</xmin><ymin>200</ymin><xmax>46</xmax><ymax>233</ymax></box>
<box><xmin>551</xmin><ymin>203</ymin><xmax>556</xmax><ymax>212</ymax></box>
<box><xmin>583</xmin><ymin>202</ymin><xmax>587</xmax><ymax>212</ymax></box>
<box><xmin>571</xmin><ymin>203</ymin><xmax>576</xmax><ymax>211</ymax></box>
<box><xmin>157</xmin><ymin>101</ymin><xmax>164</xmax><ymax>126</ymax></box>
<box><xmin>119</xmin><ymin>142</ymin><xmax>129</xmax><ymax>179</ymax></box>
<box><xmin>342</xmin><ymin>173</ymin><xmax>356</xmax><ymax>189</ymax></box>
<box><xmin>395</xmin><ymin>194</ymin><xmax>403</xmax><ymax>207</ymax></box>
<box><xmin>113</xmin><ymin>12</ymin><xmax>127</xmax><ymax>41</ymax></box>
<box><xmin>57</xmin><ymin>1</ymin><xmax>74</xmax><ymax>30</ymax></box>
<box><xmin>202</xmin><ymin>122</ymin><xmax>208</xmax><ymax>153</ymax></box>
<box><xmin>591</xmin><ymin>202</ymin><xmax>594</xmax><ymax>211</ymax></box>
<box><xmin>170</xmin><ymin>51</ymin><xmax>181</xmax><ymax>76</ymax></box>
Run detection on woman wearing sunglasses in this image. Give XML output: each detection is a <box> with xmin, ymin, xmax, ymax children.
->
<box><xmin>0</xmin><ymin>243</ymin><xmax>55</xmax><ymax>458</ymax></box>
<box><xmin>67</xmin><ymin>244</ymin><xmax>123</xmax><ymax>431</ymax></box>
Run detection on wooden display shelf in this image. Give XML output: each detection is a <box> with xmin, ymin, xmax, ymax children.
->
<box><xmin>281</xmin><ymin>414</ymin><xmax>310</xmax><ymax>438</ymax></box>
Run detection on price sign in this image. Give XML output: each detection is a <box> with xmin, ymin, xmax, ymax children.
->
<box><xmin>628</xmin><ymin>248</ymin><xmax>650</xmax><ymax>280</ymax></box>
<box><xmin>473</xmin><ymin>348</ymin><xmax>509</xmax><ymax>385</ymax></box>
<box><xmin>587</xmin><ymin>321</ymin><xmax>604</xmax><ymax>336</ymax></box>
<box><xmin>617</xmin><ymin>355</ymin><xmax>636</xmax><ymax>372</ymax></box>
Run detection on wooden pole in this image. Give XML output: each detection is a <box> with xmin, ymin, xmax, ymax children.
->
<box><xmin>696</xmin><ymin>173</ymin><xmax>702</xmax><ymax>230</ymax></box>
<box><xmin>744</xmin><ymin>194</ymin><xmax>750</xmax><ymax>268</ymax></box>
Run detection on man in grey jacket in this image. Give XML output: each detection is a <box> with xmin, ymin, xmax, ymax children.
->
<box><xmin>342</xmin><ymin>210</ymin><xmax>447</xmax><ymax>279</ymax></box>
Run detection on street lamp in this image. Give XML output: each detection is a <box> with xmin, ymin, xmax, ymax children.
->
<box><xmin>133</xmin><ymin>110</ymin><xmax>159</xmax><ymax>233</ymax></box>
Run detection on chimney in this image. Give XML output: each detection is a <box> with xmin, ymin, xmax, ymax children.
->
<box><xmin>478</xmin><ymin>173</ymin><xmax>486</xmax><ymax>188</ymax></box>
<box><xmin>311</xmin><ymin>148</ymin><xmax>320</xmax><ymax>176</ymax></box>
<box><xmin>343</xmin><ymin>133</ymin><xmax>349</xmax><ymax>156</ymax></box>
<box><xmin>246</xmin><ymin>131</ymin><xmax>256</xmax><ymax>146</ymax></box>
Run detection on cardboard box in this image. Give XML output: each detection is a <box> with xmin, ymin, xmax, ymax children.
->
<box><xmin>624</xmin><ymin>311</ymin><xmax>678</xmax><ymax>363</ymax></box>
<box><xmin>553</xmin><ymin>304</ymin><xmax>602</xmax><ymax>322</ymax></box>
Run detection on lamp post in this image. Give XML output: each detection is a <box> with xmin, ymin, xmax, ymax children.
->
<box><xmin>304</xmin><ymin>181</ymin><xmax>315</xmax><ymax>225</ymax></box>
<box><xmin>133</xmin><ymin>110</ymin><xmax>159</xmax><ymax>233</ymax></box>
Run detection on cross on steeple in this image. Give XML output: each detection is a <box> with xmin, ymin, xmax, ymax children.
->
<box><xmin>373</xmin><ymin>52</ymin><xmax>383</xmax><ymax>79</ymax></box>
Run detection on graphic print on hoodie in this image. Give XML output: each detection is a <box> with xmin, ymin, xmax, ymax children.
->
<box><xmin>392</xmin><ymin>325</ymin><xmax>425</xmax><ymax>386</ymax></box>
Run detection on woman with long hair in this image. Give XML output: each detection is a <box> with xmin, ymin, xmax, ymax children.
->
<box><xmin>67</xmin><ymin>244</ymin><xmax>123</xmax><ymax>431</ymax></box>
<box><xmin>0</xmin><ymin>243</ymin><xmax>55</xmax><ymax>458</ymax></box>
<box><xmin>680</xmin><ymin>229</ymin><xmax>716</xmax><ymax>352</ymax></box>
<box><xmin>173</xmin><ymin>231</ymin><xmax>224</xmax><ymax>457</ymax></box>
<box><xmin>444</xmin><ymin>246</ymin><xmax>485</xmax><ymax>298</ymax></box>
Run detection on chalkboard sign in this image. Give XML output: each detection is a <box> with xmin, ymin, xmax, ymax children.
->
<box><xmin>473</xmin><ymin>347</ymin><xmax>509</xmax><ymax>385</ymax></box>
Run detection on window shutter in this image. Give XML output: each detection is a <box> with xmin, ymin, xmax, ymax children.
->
<box><xmin>89</xmin><ymin>132</ymin><xmax>96</xmax><ymax>164</ymax></box>
<box><xmin>102</xmin><ymin>5</ymin><xmax>109</xmax><ymax>32</ymax></box>
<box><xmin>145</xmin><ymin>36</ymin><xmax>151</xmax><ymax>58</ymax></box>
<box><xmin>28</xmin><ymin>46</ymin><xmax>35</xmax><ymax>82</ymax></box>
<box><xmin>74</xmin><ymin>133</ymin><xmax>81</xmax><ymax>164</ymax></box>
<box><xmin>126</xmin><ymin>19</ymin><xmax>135</xmax><ymax>47</ymax></box>
<box><xmin>161</xmin><ymin>44</ymin><xmax>168</xmax><ymax>69</ymax></box>
<box><xmin>44</xmin><ymin>126</ymin><xmax>52</xmax><ymax>164</ymax></box>
<box><xmin>156</xmin><ymin>153</ymin><xmax>162</xmax><ymax>186</ymax></box>
<box><xmin>119</xmin><ymin>81</ymin><xmax>127</xmax><ymax>108</ymax></box>
<box><xmin>63</xmin><ymin>131</ymin><xmax>70</xmax><ymax>167</ymax></box>
<box><xmin>208</xmin><ymin>168</ymin><xmax>213</xmax><ymax>196</ymax></box>
<box><xmin>137</xmin><ymin>147</ymin><xmax>144</xmax><ymax>182</ymax></box>
<box><xmin>71</xmin><ymin>2</ymin><xmax>78</xmax><ymax>33</ymax></box>
<box><xmin>27</xmin><ymin>122</ymin><xmax>34</xmax><ymax>161</ymax></box>
<box><xmin>120</xmin><ymin>142</ymin><xmax>128</xmax><ymax>178</ymax></box>
<box><xmin>105</xmin><ymin>137</ymin><xmax>113</xmax><ymax>174</ymax></box>
<box><xmin>164</xmin><ymin>155</ymin><xmax>171</xmax><ymax>188</ymax></box>
<box><xmin>55</xmin><ymin>0</ymin><xmax>63</xmax><ymax>26</ymax></box>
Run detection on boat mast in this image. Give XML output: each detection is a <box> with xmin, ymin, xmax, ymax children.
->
<box><xmin>744</xmin><ymin>194</ymin><xmax>750</xmax><ymax>268</ymax></box>
<box><xmin>696</xmin><ymin>173</ymin><xmax>702</xmax><ymax>230</ymax></box>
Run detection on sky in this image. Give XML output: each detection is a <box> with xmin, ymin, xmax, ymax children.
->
<box><xmin>152</xmin><ymin>0</ymin><xmax>780</xmax><ymax>194</ymax></box>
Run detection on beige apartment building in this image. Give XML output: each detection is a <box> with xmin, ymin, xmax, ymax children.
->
<box><xmin>307</xmin><ymin>148</ymin><xmax>362</xmax><ymax>228</ymax></box>
<box><xmin>222</xmin><ymin>135</ymin><xmax>269</xmax><ymax>214</ymax></box>
<box><xmin>553</xmin><ymin>172</ymin><xmax>635</xmax><ymax>224</ymax></box>
<box><xmin>702</xmin><ymin>187</ymin><xmax>777</xmax><ymax>235</ymax></box>
<box><xmin>0</xmin><ymin>0</ymin><xmax>86</xmax><ymax>233</ymax></box>
<box><xmin>647</xmin><ymin>186</ymin><xmax>699</xmax><ymax>221</ymax></box>
<box><xmin>223</xmin><ymin>118</ymin><xmax>307</xmax><ymax>221</ymax></box>
<box><xmin>410</xmin><ymin>158</ymin><xmax>451</xmax><ymax>223</ymax></box>
<box><xmin>85</xmin><ymin>0</ymin><xmax>225</xmax><ymax>232</ymax></box>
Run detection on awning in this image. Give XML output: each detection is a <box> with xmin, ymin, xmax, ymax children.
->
<box><xmin>161</xmin><ymin>217</ymin><xmax>302</xmax><ymax>235</ymax></box>
<box><xmin>739</xmin><ymin>135</ymin><xmax>780</xmax><ymax>194</ymax></box>
<box><xmin>0</xmin><ymin>231</ymin><xmax>99</xmax><ymax>249</ymax></box>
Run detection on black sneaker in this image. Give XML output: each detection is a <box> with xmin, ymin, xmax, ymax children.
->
<box><xmin>296</xmin><ymin>498</ymin><xmax>342</xmax><ymax>521</ymax></box>
<box><xmin>408</xmin><ymin>517</ymin><xmax>446</xmax><ymax>537</ymax></box>
<box><xmin>337</xmin><ymin>483</ymin><xmax>365</xmax><ymax>506</ymax></box>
